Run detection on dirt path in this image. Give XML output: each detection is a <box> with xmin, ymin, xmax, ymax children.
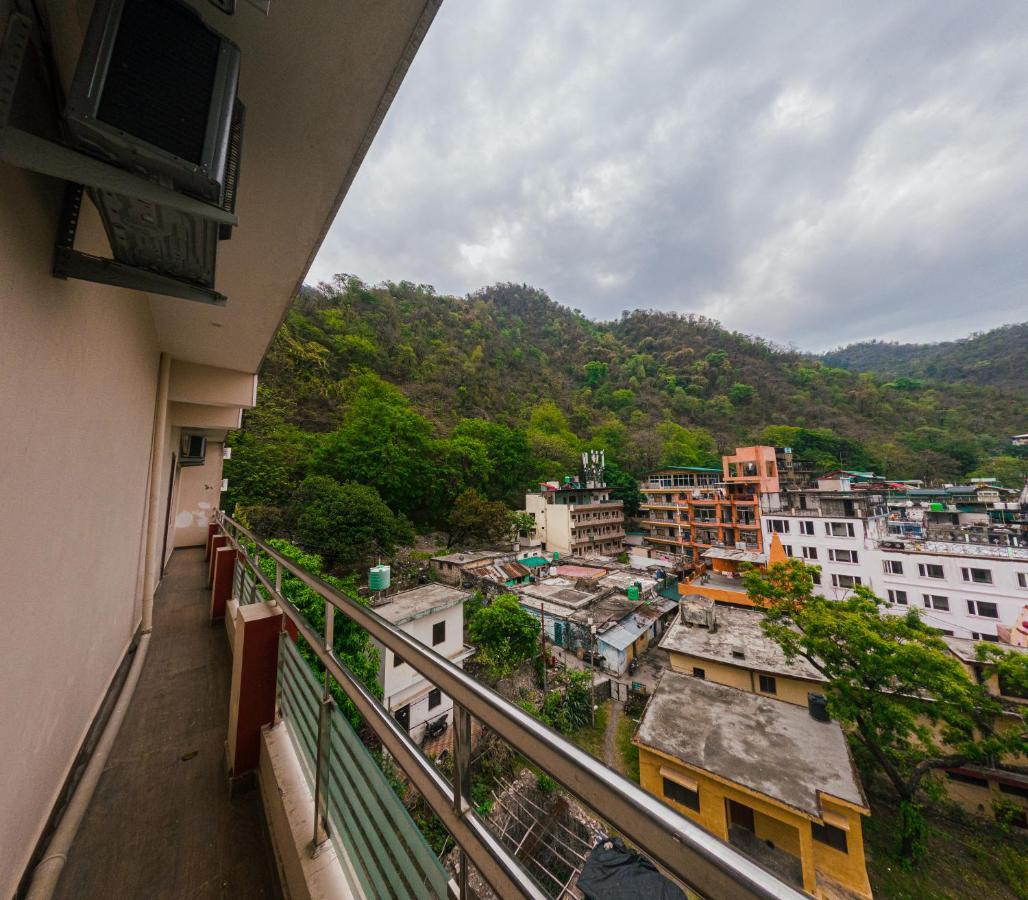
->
<box><xmin>603</xmin><ymin>700</ymin><xmax>622</xmax><ymax>770</ymax></box>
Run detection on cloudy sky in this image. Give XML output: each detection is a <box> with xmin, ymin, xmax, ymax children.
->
<box><xmin>309</xmin><ymin>1</ymin><xmax>1028</xmax><ymax>351</ymax></box>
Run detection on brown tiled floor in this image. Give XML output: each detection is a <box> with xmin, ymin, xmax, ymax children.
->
<box><xmin>55</xmin><ymin>548</ymin><xmax>281</xmax><ymax>899</ymax></box>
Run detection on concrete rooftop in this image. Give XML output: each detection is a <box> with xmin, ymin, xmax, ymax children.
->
<box><xmin>374</xmin><ymin>583</ymin><xmax>469</xmax><ymax>625</ymax></box>
<box><xmin>635</xmin><ymin>672</ymin><xmax>866</xmax><ymax>818</ymax></box>
<box><xmin>659</xmin><ymin>603</ymin><xmax>825</xmax><ymax>682</ymax></box>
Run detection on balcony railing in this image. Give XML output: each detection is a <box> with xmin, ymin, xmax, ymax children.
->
<box><xmin>216</xmin><ymin>513</ymin><xmax>802</xmax><ymax>899</ymax></box>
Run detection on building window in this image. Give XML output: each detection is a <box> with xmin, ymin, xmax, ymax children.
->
<box><xmin>692</xmin><ymin>667</ymin><xmax>705</xmax><ymax>679</ymax></box>
<box><xmin>799</xmin><ymin>520</ymin><xmax>814</xmax><ymax>535</ymax></box>
<box><xmin>662</xmin><ymin>777</ymin><xmax>700</xmax><ymax>812</ymax></box>
<box><xmin>782</xmin><ymin>544</ymin><xmax>794</xmax><ymax>557</ymax></box>
<box><xmin>432</xmin><ymin>621</ymin><xmax>446</xmax><ymax>646</ymax></box>
<box><xmin>829</xmin><ymin>549</ymin><xmax>859</xmax><ymax>564</ymax></box>
<box><xmin>1018</xmin><ymin>573</ymin><xmax>1028</xmax><ymax>589</ymax></box>
<box><xmin>923</xmin><ymin>594</ymin><xmax>950</xmax><ymax>612</ymax></box>
<box><xmin>802</xmin><ymin>546</ymin><xmax>818</xmax><ymax>560</ymax></box>
<box><xmin>961</xmin><ymin>567</ymin><xmax>993</xmax><ymax>585</ymax></box>
<box><xmin>918</xmin><ymin>563</ymin><xmax>945</xmax><ymax>579</ymax></box>
<box><xmin>883</xmin><ymin>560</ymin><xmax>903</xmax><ymax>575</ymax></box>
<box><xmin>966</xmin><ymin>600</ymin><xmax>999</xmax><ymax>619</ymax></box>
<box><xmin>826</xmin><ymin>522</ymin><xmax>855</xmax><ymax>537</ymax></box>
<box><xmin>811</xmin><ymin>821</ymin><xmax>848</xmax><ymax>853</ymax></box>
<box><xmin>428</xmin><ymin>688</ymin><xmax>442</xmax><ymax>710</ymax></box>
<box><xmin>887</xmin><ymin>589</ymin><xmax>908</xmax><ymax>605</ymax></box>
<box><xmin>758</xmin><ymin>674</ymin><xmax>777</xmax><ymax>694</ymax></box>
<box><xmin>767</xmin><ymin>519</ymin><xmax>789</xmax><ymax>534</ymax></box>
<box><xmin>971</xmin><ymin>632</ymin><xmax>999</xmax><ymax>642</ymax></box>
<box><xmin>945</xmin><ymin>770</ymin><xmax>989</xmax><ymax>788</ymax></box>
<box><xmin>831</xmin><ymin>574</ymin><xmax>861</xmax><ymax>589</ymax></box>
<box><xmin>811</xmin><ymin>570</ymin><xmax>822</xmax><ymax>585</ymax></box>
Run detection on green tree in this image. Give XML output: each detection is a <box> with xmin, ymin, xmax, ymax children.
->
<box><xmin>728</xmin><ymin>382</ymin><xmax>756</xmax><ymax>405</ymax></box>
<box><xmin>291</xmin><ymin>475</ymin><xmax>414</xmax><ymax>570</ymax></box>
<box><xmin>525</xmin><ymin>401</ymin><xmax>580</xmax><ymax>478</ymax></box>
<box><xmin>451</xmin><ymin>419</ymin><xmax>535</xmax><ymax>505</ymax></box>
<box><xmin>583</xmin><ymin>360</ymin><xmax>609</xmax><ymax>387</ymax></box>
<box><xmin>313</xmin><ymin>373</ymin><xmax>437</xmax><ymax>521</ymax></box>
<box><xmin>744</xmin><ymin>559</ymin><xmax>1027</xmax><ymax>861</ymax></box>
<box><xmin>967</xmin><ymin>455</ymin><xmax>1028</xmax><ymax>489</ymax></box>
<box><xmin>657</xmin><ymin>422</ymin><xmax>718</xmax><ymax>467</ymax></box>
<box><xmin>467</xmin><ymin>593</ymin><xmax>540</xmax><ymax>682</ymax></box>
<box><xmin>604</xmin><ymin>460</ymin><xmax>644</xmax><ymax>517</ymax></box>
<box><xmin>446</xmin><ymin>488</ymin><xmax>516</xmax><ymax>548</ymax></box>
<box><xmin>537</xmin><ymin>669</ymin><xmax>594</xmax><ymax>733</ymax></box>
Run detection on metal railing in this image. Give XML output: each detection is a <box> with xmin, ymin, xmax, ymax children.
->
<box><xmin>217</xmin><ymin>513</ymin><xmax>806</xmax><ymax>900</ymax></box>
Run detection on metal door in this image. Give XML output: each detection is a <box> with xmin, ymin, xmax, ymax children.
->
<box><xmin>611</xmin><ymin>681</ymin><xmax>628</xmax><ymax>702</ymax></box>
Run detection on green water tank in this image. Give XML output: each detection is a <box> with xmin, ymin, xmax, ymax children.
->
<box><xmin>369</xmin><ymin>565</ymin><xmax>391</xmax><ymax>591</ymax></box>
<box><xmin>552</xmin><ymin>551</ymin><xmax>559</xmax><ymax>561</ymax></box>
<box><xmin>627</xmin><ymin>585</ymin><xmax>640</xmax><ymax>602</ymax></box>
<box><xmin>929</xmin><ymin>502</ymin><xmax>945</xmax><ymax>512</ymax></box>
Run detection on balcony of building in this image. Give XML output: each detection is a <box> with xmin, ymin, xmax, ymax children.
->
<box><xmin>32</xmin><ymin>516</ymin><xmax>802</xmax><ymax>900</ymax></box>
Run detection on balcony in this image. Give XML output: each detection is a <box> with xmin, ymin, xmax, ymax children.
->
<box><xmin>42</xmin><ymin>514</ymin><xmax>801</xmax><ymax>899</ymax></box>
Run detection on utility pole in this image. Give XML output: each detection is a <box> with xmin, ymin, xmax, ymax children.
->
<box><xmin>540</xmin><ymin>602</ymin><xmax>547</xmax><ymax>694</ymax></box>
<box><xmin>588</xmin><ymin>617</ymin><xmax>596</xmax><ymax>727</ymax></box>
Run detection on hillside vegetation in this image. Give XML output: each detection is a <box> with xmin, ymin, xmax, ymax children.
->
<box><xmin>823</xmin><ymin>323</ymin><xmax>1027</xmax><ymax>391</ymax></box>
<box><xmin>224</xmin><ymin>276</ymin><xmax>1026</xmax><ymax>566</ymax></box>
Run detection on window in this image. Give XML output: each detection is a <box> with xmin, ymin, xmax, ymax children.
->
<box><xmin>782</xmin><ymin>544</ymin><xmax>794</xmax><ymax>557</ymax></box>
<box><xmin>731</xmin><ymin>649</ymin><xmax>746</xmax><ymax>659</ymax></box>
<box><xmin>922</xmin><ymin>594</ymin><xmax>950</xmax><ymax>612</ymax></box>
<box><xmin>1019</xmin><ymin>573</ymin><xmax>1028</xmax><ymax>589</ymax></box>
<box><xmin>662</xmin><ymin>777</ymin><xmax>700</xmax><ymax>811</ymax></box>
<box><xmin>972</xmin><ymin>632</ymin><xmax>999</xmax><ymax>642</ymax></box>
<box><xmin>966</xmin><ymin>600</ymin><xmax>999</xmax><ymax>619</ymax></box>
<box><xmin>692</xmin><ymin>666</ymin><xmax>705</xmax><ymax>679</ymax></box>
<box><xmin>961</xmin><ymin>567</ymin><xmax>993</xmax><ymax>585</ymax></box>
<box><xmin>802</xmin><ymin>546</ymin><xmax>818</xmax><ymax>560</ymax></box>
<box><xmin>883</xmin><ymin>560</ymin><xmax>904</xmax><ymax>575</ymax></box>
<box><xmin>428</xmin><ymin>688</ymin><xmax>442</xmax><ymax>710</ymax></box>
<box><xmin>829</xmin><ymin>549</ymin><xmax>859</xmax><ymax>563</ymax></box>
<box><xmin>811</xmin><ymin>570</ymin><xmax>822</xmax><ymax>585</ymax></box>
<box><xmin>831</xmin><ymin>574</ymin><xmax>861</xmax><ymax>589</ymax></box>
<box><xmin>393</xmin><ymin>653</ymin><xmax>404</xmax><ymax>668</ymax></box>
<box><xmin>758</xmin><ymin>674</ymin><xmax>777</xmax><ymax>694</ymax></box>
<box><xmin>826</xmin><ymin>522</ymin><xmax>855</xmax><ymax>537</ymax></box>
<box><xmin>999</xmin><ymin>781</ymin><xmax>1028</xmax><ymax>800</ymax></box>
<box><xmin>432</xmin><ymin>621</ymin><xmax>446</xmax><ymax>646</ymax></box>
<box><xmin>811</xmin><ymin>822</ymin><xmax>848</xmax><ymax>853</ymax></box>
<box><xmin>945</xmin><ymin>770</ymin><xmax>989</xmax><ymax>788</ymax></box>
<box><xmin>887</xmin><ymin>589</ymin><xmax>908</xmax><ymax>606</ymax></box>
<box><xmin>799</xmin><ymin>520</ymin><xmax>814</xmax><ymax>535</ymax></box>
<box><xmin>918</xmin><ymin>563</ymin><xmax>945</xmax><ymax>579</ymax></box>
<box><xmin>767</xmin><ymin>519</ymin><xmax>789</xmax><ymax>534</ymax></box>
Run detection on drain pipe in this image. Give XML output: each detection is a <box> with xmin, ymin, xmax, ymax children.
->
<box><xmin>26</xmin><ymin>353</ymin><xmax>170</xmax><ymax>899</ymax></box>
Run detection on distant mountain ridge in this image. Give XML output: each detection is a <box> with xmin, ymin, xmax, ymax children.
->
<box><xmin>821</xmin><ymin>323</ymin><xmax>1027</xmax><ymax>391</ymax></box>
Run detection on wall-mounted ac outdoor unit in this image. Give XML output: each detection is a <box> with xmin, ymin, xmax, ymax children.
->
<box><xmin>180</xmin><ymin>433</ymin><xmax>207</xmax><ymax>466</ymax></box>
<box><xmin>0</xmin><ymin>0</ymin><xmax>245</xmax><ymax>306</ymax></box>
<box><xmin>61</xmin><ymin>0</ymin><xmax>244</xmax><ymax>300</ymax></box>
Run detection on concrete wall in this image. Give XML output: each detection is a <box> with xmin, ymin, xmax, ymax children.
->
<box><xmin>0</xmin><ymin>126</ymin><xmax>162</xmax><ymax>891</ymax></box>
<box><xmin>174</xmin><ymin>442</ymin><xmax>225</xmax><ymax>548</ymax></box>
<box><xmin>637</xmin><ymin>746</ymin><xmax>872</xmax><ymax>898</ymax></box>
<box><xmin>666</xmin><ymin>653</ymin><xmax>824</xmax><ymax>706</ymax></box>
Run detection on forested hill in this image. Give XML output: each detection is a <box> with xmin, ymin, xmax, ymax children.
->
<box><xmin>822</xmin><ymin>323</ymin><xmax>1027</xmax><ymax>390</ymax></box>
<box><xmin>224</xmin><ymin>276</ymin><xmax>1026</xmax><ymax>544</ymax></box>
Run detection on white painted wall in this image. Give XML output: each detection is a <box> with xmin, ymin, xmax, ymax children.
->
<box><xmin>375</xmin><ymin>602</ymin><xmax>467</xmax><ymax>740</ymax></box>
<box><xmin>0</xmin><ymin>137</ymin><xmax>161</xmax><ymax>891</ymax></box>
<box><xmin>764</xmin><ymin>515</ymin><xmax>1028</xmax><ymax>639</ymax></box>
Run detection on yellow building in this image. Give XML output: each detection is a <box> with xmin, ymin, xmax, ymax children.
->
<box><xmin>635</xmin><ymin>672</ymin><xmax>872</xmax><ymax>899</ymax></box>
<box><xmin>660</xmin><ymin>596</ymin><xmax>826</xmax><ymax>706</ymax></box>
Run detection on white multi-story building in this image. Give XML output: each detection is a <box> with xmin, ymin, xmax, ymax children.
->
<box><xmin>761</xmin><ymin>484</ymin><xmax>1028</xmax><ymax>640</ymax></box>
<box><xmin>372</xmin><ymin>585</ymin><xmax>475</xmax><ymax>741</ymax></box>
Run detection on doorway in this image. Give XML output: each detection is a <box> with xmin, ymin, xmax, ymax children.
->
<box><xmin>394</xmin><ymin>704</ymin><xmax>411</xmax><ymax>733</ymax></box>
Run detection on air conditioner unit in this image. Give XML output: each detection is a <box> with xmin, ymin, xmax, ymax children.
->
<box><xmin>180</xmin><ymin>433</ymin><xmax>207</xmax><ymax>466</ymax></box>
<box><xmin>61</xmin><ymin>0</ymin><xmax>244</xmax><ymax>298</ymax></box>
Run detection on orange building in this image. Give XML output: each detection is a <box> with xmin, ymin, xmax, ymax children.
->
<box><xmin>639</xmin><ymin>447</ymin><xmax>780</xmax><ymax>568</ymax></box>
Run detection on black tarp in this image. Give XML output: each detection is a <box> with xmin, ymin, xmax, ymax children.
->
<box><xmin>577</xmin><ymin>837</ymin><xmax>687</xmax><ymax>900</ymax></box>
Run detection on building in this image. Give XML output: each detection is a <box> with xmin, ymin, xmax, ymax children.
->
<box><xmin>1012</xmin><ymin>434</ymin><xmax>1028</xmax><ymax>447</ymax></box>
<box><xmin>430</xmin><ymin>550</ymin><xmax>509</xmax><ymax>585</ymax></box>
<box><xmin>372</xmin><ymin>585</ymin><xmax>475</xmax><ymax>742</ymax></box>
<box><xmin>660</xmin><ymin>598</ymin><xmax>826</xmax><ymax>706</ymax></box>
<box><xmin>639</xmin><ymin>446</ymin><xmax>779</xmax><ymax>569</ymax></box>
<box><xmin>634</xmin><ymin>673</ymin><xmax>872</xmax><ymax>899</ymax></box>
<box><xmin>524</xmin><ymin>451</ymin><xmax>625</xmax><ymax>557</ymax></box>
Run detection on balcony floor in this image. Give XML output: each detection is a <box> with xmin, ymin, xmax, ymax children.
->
<box><xmin>55</xmin><ymin>548</ymin><xmax>281</xmax><ymax>900</ymax></box>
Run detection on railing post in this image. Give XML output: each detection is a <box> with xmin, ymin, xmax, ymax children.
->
<box><xmin>311</xmin><ymin>603</ymin><xmax>335</xmax><ymax>854</ymax></box>
<box><xmin>452</xmin><ymin>704</ymin><xmax>472</xmax><ymax>899</ymax></box>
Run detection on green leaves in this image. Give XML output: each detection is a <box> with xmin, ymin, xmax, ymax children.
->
<box><xmin>467</xmin><ymin>593</ymin><xmax>540</xmax><ymax>682</ymax></box>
